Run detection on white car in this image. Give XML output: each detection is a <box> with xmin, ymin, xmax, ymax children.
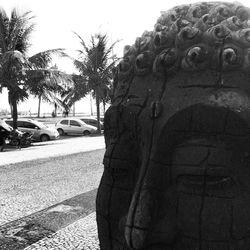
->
<box><xmin>5</xmin><ymin>118</ymin><xmax>59</xmax><ymax>142</ymax></box>
<box><xmin>55</xmin><ymin>118</ymin><xmax>97</xmax><ymax>136</ymax></box>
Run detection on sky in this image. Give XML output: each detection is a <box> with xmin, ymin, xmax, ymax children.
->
<box><xmin>0</xmin><ymin>0</ymin><xmax>250</xmax><ymax>116</ymax></box>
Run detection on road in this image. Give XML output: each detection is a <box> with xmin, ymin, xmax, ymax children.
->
<box><xmin>0</xmin><ymin>135</ymin><xmax>105</xmax><ymax>166</ymax></box>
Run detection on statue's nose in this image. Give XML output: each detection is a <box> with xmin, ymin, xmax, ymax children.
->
<box><xmin>125</xmin><ymin>188</ymin><xmax>153</xmax><ymax>249</ymax></box>
<box><xmin>125</xmin><ymin>158</ymin><xmax>171</xmax><ymax>249</ymax></box>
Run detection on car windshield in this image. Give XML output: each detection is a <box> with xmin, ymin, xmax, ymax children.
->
<box><xmin>80</xmin><ymin>119</ymin><xmax>87</xmax><ymax>124</ymax></box>
<box><xmin>75</xmin><ymin>119</ymin><xmax>85</xmax><ymax>125</ymax></box>
<box><xmin>33</xmin><ymin>120</ymin><xmax>48</xmax><ymax>129</ymax></box>
<box><xmin>0</xmin><ymin>121</ymin><xmax>13</xmax><ymax>131</ymax></box>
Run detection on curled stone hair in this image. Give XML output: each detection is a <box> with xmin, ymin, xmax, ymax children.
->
<box><xmin>115</xmin><ymin>1</ymin><xmax>250</xmax><ymax>84</ymax></box>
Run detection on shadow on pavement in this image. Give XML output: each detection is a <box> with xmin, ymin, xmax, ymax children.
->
<box><xmin>0</xmin><ymin>189</ymin><xmax>97</xmax><ymax>249</ymax></box>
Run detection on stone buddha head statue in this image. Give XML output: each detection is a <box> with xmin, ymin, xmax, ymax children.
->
<box><xmin>97</xmin><ymin>2</ymin><xmax>250</xmax><ymax>249</ymax></box>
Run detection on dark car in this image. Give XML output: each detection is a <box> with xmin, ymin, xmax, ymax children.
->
<box><xmin>79</xmin><ymin>117</ymin><xmax>104</xmax><ymax>130</ymax></box>
<box><xmin>0</xmin><ymin>120</ymin><xmax>12</xmax><ymax>148</ymax></box>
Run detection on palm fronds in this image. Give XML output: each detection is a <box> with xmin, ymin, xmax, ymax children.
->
<box><xmin>0</xmin><ymin>7</ymin><xmax>74</xmax><ymax>121</ymax></box>
<box><xmin>69</xmin><ymin>32</ymin><xmax>119</xmax><ymax>131</ymax></box>
<box><xmin>26</xmin><ymin>69</ymin><xmax>73</xmax><ymax>95</ymax></box>
<box><xmin>28</xmin><ymin>48</ymin><xmax>65</xmax><ymax>68</ymax></box>
<box><xmin>0</xmin><ymin>8</ymin><xmax>34</xmax><ymax>54</ymax></box>
<box><xmin>60</xmin><ymin>74</ymin><xmax>88</xmax><ymax>108</ymax></box>
<box><xmin>0</xmin><ymin>8</ymin><xmax>8</xmax><ymax>52</ymax></box>
<box><xmin>73</xmin><ymin>31</ymin><xmax>89</xmax><ymax>54</ymax></box>
<box><xmin>41</xmin><ymin>89</ymin><xmax>68</xmax><ymax>110</ymax></box>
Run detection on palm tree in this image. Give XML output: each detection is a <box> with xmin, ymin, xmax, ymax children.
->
<box><xmin>27</xmin><ymin>62</ymin><xmax>73</xmax><ymax>117</ymax></box>
<box><xmin>0</xmin><ymin>9</ymin><xmax>34</xmax><ymax>128</ymax></box>
<box><xmin>60</xmin><ymin>74</ymin><xmax>88</xmax><ymax>114</ymax></box>
<box><xmin>100</xmin><ymin>84</ymin><xmax>112</xmax><ymax>113</ymax></box>
<box><xmin>72</xmin><ymin>33</ymin><xmax>118</xmax><ymax>133</ymax></box>
<box><xmin>0</xmin><ymin>8</ymin><xmax>72</xmax><ymax>128</ymax></box>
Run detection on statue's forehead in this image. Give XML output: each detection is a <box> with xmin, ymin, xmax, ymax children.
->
<box><xmin>114</xmin><ymin>71</ymin><xmax>250</xmax><ymax>109</ymax></box>
<box><xmin>112</xmin><ymin>2</ymin><xmax>250</xmax><ymax>109</ymax></box>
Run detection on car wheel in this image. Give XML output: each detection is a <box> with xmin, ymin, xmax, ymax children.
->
<box><xmin>40</xmin><ymin>134</ymin><xmax>50</xmax><ymax>142</ymax></box>
<box><xmin>57</xmin><ymin>128</ymin><xmax>64</xmax><ymax>136</ymax></box>
<box><xmin>83</xmin><ymin>130</ymin><xmax>91</xmax><ymax>136</ymax></box>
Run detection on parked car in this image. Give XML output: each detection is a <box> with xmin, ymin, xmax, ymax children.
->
<box><xmin>0</xmin><ymin>120</ymin><xmax>13</xmax><ymax>150</ymax></box>
<box><xmin>5</xmin><ymin>118</ymin><xmax>59</xmax><ymax>142</ymax></box>
<box><xmin>55</xmin><ymin>118</ymin><xmax>97</xmax><ymax>136</ymax></box>
<box><xmin>79</xmin><ymin>117</ymin><xmax>104</xmax><ymax>130</ymax></box>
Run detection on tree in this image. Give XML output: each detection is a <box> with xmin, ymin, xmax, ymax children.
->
<box><xmin>0</xmin><ymin>9</ymin><xmax>34</xmax><ymax>129</ymax></box>
<box><xmin>0</xmin><ymin>8</ymin><xmax>72</xmax><ymax>128</ymax></box>
<box><xmin>100</xmin><ymin>84</ymin><xmax>112</xmax><ymax>113</ymax></box>
<box><xmin>27</xmin><ymin>62</ymin><xmax>73</xmax><ymax>117</ymax></box>
<box><xmin>60</xmin><ymin>74</ymin><xmax>88</xmax><ymax>115</ymax></box>
<box><xmin>72</xmin><ymin>33</ymin><xmax>118</xmax><ymax>133</ymax></box>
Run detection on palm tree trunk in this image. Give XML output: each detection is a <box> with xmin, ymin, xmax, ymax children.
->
<box><xmin>90</xmin><ymin>94</ymin><xmax>93</xmax><ymax>116</ymax></box>
<box><xmin>54</xmin><ymin>103</ymin><xmax>57</xmax><ymax>117</ymax></box>
<box><xmin>103</xmin><ymin>100</ymin><xmax>106</xmax><ymax>113</ymax></box>
<box><xmin>37</xmin><ymin>95</ymin><xmax>42</xmax><ymax>118</ymax></box>
<box><xmin>9</xmin><ymin>92</ymin><xmax>18</xmax><ymax>129</ymax></box>
<box><xmin>8</xmin><ymin>93</ymin><xmax>13</xmax><ymax>116</ymax></box>
<box><xmin>12</xmin><ymin>100</ymin><xmax>18</xmax><ymax>129</ymax></box>
<box><xmin>73</xmin><ymin>103</ymin><xmax>75</xmax><ymax>116</ymax></box>
<box><xmin>96</xmin><ymin>90</ymin><xmax>101</xmax><ymax>134</ymax></box>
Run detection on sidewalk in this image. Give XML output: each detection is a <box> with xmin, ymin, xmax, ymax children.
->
<box><xmin>0</xmin><ymin>190</ymin><xmax>99</xmax><ymax>250</ymax></box>
<box><xmin>24</xmin><ymin>213</ymin><xmax>99</xmax><ymax>250</ymax></box>
<box><xmin>0</xmin><ymin>136</ymin><xmax>105</xmax><ymax>249</ymax></box>
<box><xmin>0</xmin><ymin>136</ymin><xmax>105</xmax><ymax>166</ymax></box>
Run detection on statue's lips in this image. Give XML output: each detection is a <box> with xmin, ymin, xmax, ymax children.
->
<box><xmin>175</xmin><ymin>165</ymin><xmax>231</xmax><ymax>185</ymax></box>
<box><xmin>172</xmin><ymin>137</ymin><xmax>234</xmax><ymax>194</ymax></box>
<box><xmin>178</xmin><ymin>175</ymin><xmax>233</xmax><ymax>192</ymax></box>
<box><xmin>177</xmin><ymin>174</ymin><xmax>231</xmax><ymax>186</ymax></box>
<box><xmin>143</xmin><ymin>244</ymin><xmax>173</xmax><ymax>250</ymax></box>
<box><xmin>175</xmin><ymin>166</ymin><xmax>233</xmax><ymax>196</ymax></box>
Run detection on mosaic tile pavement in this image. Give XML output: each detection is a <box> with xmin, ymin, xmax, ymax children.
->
<box><xmin>24</xmin><ymin>212</ymin><xmax>99</xmax><ymax>250</ymax></box>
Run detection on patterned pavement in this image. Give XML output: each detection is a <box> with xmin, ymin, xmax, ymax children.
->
<box><xmin>0</xmin><ymin>190</ymin><xmax>99</xmax><ymax>250</ymax></box>
<box><xmin>0</xmin><ymin>137</ymin><xmax>105</xmax><ymax>249</ymax></box>
<box><xmin>24</xmin><ymin>213</ymin><xmax>99</xmax><ymax>250</ymax></box>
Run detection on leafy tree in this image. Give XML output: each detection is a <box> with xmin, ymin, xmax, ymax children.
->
<box><xmin>60</xmin><ymin>74</ymin><xmax>88</xmax><ymax>114</ymax></box>
<box><xmin>100</xmin><ymin>84</ymin><xmax>112</xmax><ymax>113</ymax></box>
<box><xmin>72</xmin><ymin>33</ymin><xmax>118</xmax><ymax>133</ymax></box>
<box><xmin>27</xmin><ymin>62</ymin><xmax>72</xmax><ymax>117</ymax></box>
<box><xmin>0</xmin><ymin>8</ymin><xmax>34</xmax><ymax>128</ymax></box>
<box><xmin>0</xmin><ymin>8</ymin><xmax>72</xmax><ymax>128</ymax></box>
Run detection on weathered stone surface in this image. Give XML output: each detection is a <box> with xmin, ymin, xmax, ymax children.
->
<box><xmin>97</xmin><ymin>1</ymin><xmax>250</xmax><ymax>249</ymax></box>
